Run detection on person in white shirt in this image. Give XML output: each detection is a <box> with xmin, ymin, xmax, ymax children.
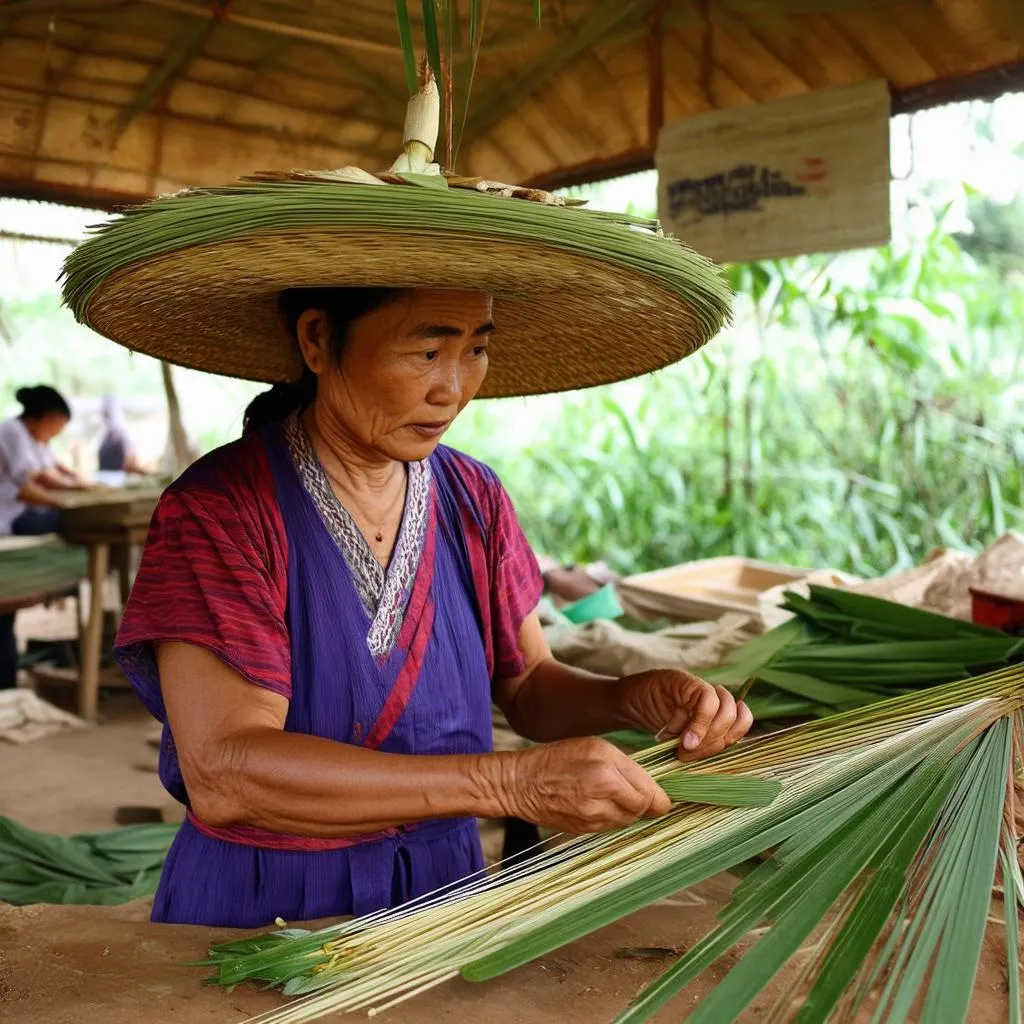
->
<box><xmin>0</xmin><ymin>384</ymin><xmax>85</xmax><ymax>688</ymax></box>
<box><xmin>0</xmin><ymin>384</ymin><xmax>84</xmax><ymax>537</ymax></box>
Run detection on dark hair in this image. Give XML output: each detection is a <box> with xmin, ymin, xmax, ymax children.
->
<box><xmin>16</xmin><ymin>385</ymin><xmax>72</xmax><ymax>421</ymax></box>
<box><xmin>243</xmin><ymin>287</ymin><xmax>402</xmax><ymax>434</ymax></box>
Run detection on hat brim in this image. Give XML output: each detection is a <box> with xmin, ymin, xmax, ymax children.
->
<box><xmin>67</xmin><ymin>182</ymin><xmax>732</xmax><ymax>398</ymax></box>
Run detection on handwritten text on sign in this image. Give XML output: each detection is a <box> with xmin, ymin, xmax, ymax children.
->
<box><xmin>656</xmin><ymin>81</ymin><xmax>890</xmax><ymax>263</ymax></box>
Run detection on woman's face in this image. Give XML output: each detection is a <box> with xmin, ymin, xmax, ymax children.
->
<box><xmin>27</xmin><ymin>413</ymin><xmax>69</xmax><ymax>444</ymax></box>
<box><xmin>299</xmin><ymin>289</ymin><xmax>494</xmax><ymax>462</ymax></box>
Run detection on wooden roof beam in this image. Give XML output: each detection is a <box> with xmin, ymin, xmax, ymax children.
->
<box><xmin>647</xmin><ymin>2</ymin><xmax>666</xmax><ymax>148</ymax></box>
<box><xmin>979</xmin><ymin>0</ymin><xmax>1024</xmax><ymax>48</ymax></box>
<box><xmin>125</xmin><ymin>0</ymin><xmax>407</xmax><ymax>111</ymax></box>
<box><xmin>526</xmin><ymin>59</ymin><xmax>1024</xmax><ymax>191</ymax></box>
<box><xmin>108</xmin><ymin>16</ymin><xmax>215</xmax><ymax>143</ymax></box>
<box><xmin>0</xmin><ymin>81</ymin><xmax>395</xmax><ymax>157</ymax></box>
<box><xmin>890</xmin><ymin>58</ymin><xmax>1024</xmax><ymax>114</ymax></box>
<box><xmin>136</xmin><ymin>0</ymin><xmax>402</xmax><ymax>57</ymax></box>
<box><xmin>0</xmin><ymin>175</ymin><xmax>145</xmax><ymax>212</ymax></box>
<box><xmin>463</xmin><ymin>0</ymin><xmax>659</xmax><ymax>144</ymax></box>
<box><xmin>2</xmin><ymin>27</ymin><xmax>396</xmax><ymax>116</ymax></box>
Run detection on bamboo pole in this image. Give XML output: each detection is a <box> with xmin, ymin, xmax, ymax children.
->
<box><xmin>160</xmin><ymin>360</ymin><xmax>190</xmax><ymax>475</ymax></box>
<box><xmin>0</xmin><ymin>230</ymin><xmax>81</xmax><ymax>246</ymax></box>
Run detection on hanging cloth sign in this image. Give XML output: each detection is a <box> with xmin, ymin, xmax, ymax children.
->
<box><xmin>656</xmin><ymin>80</ymin><xmax>891</xmax><ymax>263</ymax></box>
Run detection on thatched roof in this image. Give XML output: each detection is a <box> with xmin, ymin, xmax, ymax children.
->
<box><xmin>1</xmin><ymin>0</ymin><xmax>1022</xmax><ymax>209</ymax></box>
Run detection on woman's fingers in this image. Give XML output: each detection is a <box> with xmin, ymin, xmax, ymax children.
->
<box><xmin>679</xmin><ymin>683</ymin><xmax>722</xmax><ymax>751</ymax></box>
<box><xmin>679</xmin><ymin>686</ymin><xmax>742</xmax><ymax>761</ymax></box>
<box><xmin>509</xmin><ymin>737</ymin><xmax>672</xmax><ymax>835</ymax></box>
<box><xmin>614</xmin><ymin>753</ymin><xmax>673</xmax><ymax>818</ymax></box>
<box><xmin>725</xmin><ymin>700</ymin><xmax>754</xmax><ymax>746</ymax></box>
<box><xmin>705</xmin><ymin>686</ymin><xmax>738</xmax><ymax>743</ymax></box>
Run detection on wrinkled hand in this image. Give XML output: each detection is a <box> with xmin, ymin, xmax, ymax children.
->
<box><xmin>501</xmin><ymin>737</ymin><xmax>672</xmax><ymax>834</ymax></box>
<box><xmin>619</xmin><ymin>670</ymin><xmax>753</xmax><ymax>761</ymax></box>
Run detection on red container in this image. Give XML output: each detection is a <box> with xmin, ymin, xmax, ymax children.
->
<box><xmin>969</xmin><ymin>587</ymin><xmax>1024</xmax><ymax>634</ymax></box>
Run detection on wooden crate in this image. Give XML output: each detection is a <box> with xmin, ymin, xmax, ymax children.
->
<box><xmin>619</xmin><ymin>556</ymin><xmax>809</xmax><ymax>622</ymax></box>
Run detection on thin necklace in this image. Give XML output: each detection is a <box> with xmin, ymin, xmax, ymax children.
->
<box><xmin>325</xmin><ymin>464</ymin><xmax>405</xmax><ymax>544</ymax></box>
<box><xmin>307</xmin><ymin>413</ymin><xmax>404</xmax><ymax>545</ymax></box>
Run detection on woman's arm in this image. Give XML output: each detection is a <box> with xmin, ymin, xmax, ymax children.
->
<box><xmin>158</xmin><ymin>641</ymin><xmax>670</xmax><ymax>837</ymax></box>
<box><xmin>123</xmin><ymin>451</ymin><xmax>149</xmax><ymax>475</ymax></box>
<box><xmin>48</xmin><ymin>464</ymin><xmax>89</xmax><ymax>488</ymax></box>
<box><xmin>27</xmin><ymin>466</ymin><xmax>86</xmax><ymax>491</ymax></box>
<box><xmin>15</xmin><ymin>475</ymin><xmax>64</xmax><ymax>508</ymax></box>
<box><xmin>493</xmin><ymin>613</ymin><xmax>753</xmax><ymax>761</ymax></box>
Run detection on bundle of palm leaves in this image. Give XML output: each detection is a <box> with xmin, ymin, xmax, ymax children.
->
<box><xmin>199</xmin><ymin>664</ymin><xmax>1024</xmax><ymax>1024</ymax></box>
<box><xmin>705</xmin><ymin>585</ymin><xmax>1024</xmax><ymax>721</ymax></box>
<box><xmin>0</xmin><ymin>817</ymin><xmax>177</xmax><ymax>906</ymax></box>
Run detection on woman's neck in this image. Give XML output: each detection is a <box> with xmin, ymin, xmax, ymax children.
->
<box><xmin>303</xmin><ymin>403</ymin><xmax>401</xmax><ymax>497</ymax></box>
<box><xmin>20</xmin><ymin>416</ymin><xmax>45</xmax><ymax>443</ymax></box>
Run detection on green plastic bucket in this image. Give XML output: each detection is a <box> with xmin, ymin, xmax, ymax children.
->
<box><xmin>561</xmin><ymin>583</ymin><xmax>624</xmax><ymax>625</ymax></box>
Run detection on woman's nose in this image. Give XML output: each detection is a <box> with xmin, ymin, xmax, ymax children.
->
<box><xmin>428</xmin><ymin>362</ymin><xmax>461</xmax><ymax>404</ymax></box>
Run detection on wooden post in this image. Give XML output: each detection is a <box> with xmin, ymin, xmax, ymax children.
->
<box><xmin>114</xmin><ymin>543</ymin><xmax>133</xmax><ymax>619</ymax></box>
<box><xmin>79</xmin><ymin>542</ymin><xmax>109</xmax><ymax>723</ymax></box>
<box><xmin>160</xmin><ymin>360</ymin><xmax>190</xmax><ymax>475</ymax></box>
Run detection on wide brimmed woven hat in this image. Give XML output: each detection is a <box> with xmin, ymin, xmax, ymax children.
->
<box><xmin>62</xmin><ymin>86</ymin><xmax>731</xmax><ymax>399</ymax></box>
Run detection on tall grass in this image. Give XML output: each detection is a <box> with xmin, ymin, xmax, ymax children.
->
<box><xmin>450</xmin><ymin>215</ymin><xmax>1024</xmax><ymax>577</ymax></box>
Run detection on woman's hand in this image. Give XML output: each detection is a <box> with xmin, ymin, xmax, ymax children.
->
<box><xmin>498</xmin><ymin>736</ymin><xmax>672</xmax><ymax>834</ymax></box>
<box><xmin>618</xmin><ymin>670</ymin><xmax>753</xmax><ymax>762</ymax></box>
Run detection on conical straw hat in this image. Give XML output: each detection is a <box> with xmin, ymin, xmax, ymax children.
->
<box><xmin>62</xmin><ymin>81</ymin><xmax>731</xmax><ymax>398</ymax></box>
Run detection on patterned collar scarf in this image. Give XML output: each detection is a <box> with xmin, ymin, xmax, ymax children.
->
<box><xmin>284</xmin><ymin>413</ymin><xmax>432</xmax><ymax>659</ymax></box>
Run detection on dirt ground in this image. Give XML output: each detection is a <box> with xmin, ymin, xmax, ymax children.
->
<box><xmin>0</xmin><ymin>695</ymin><xmax>1015</xmax><ymax>1023</ymax></box>
<box><xmin>0</xmin><ymin>694</ymin><xmax>175</xmax><ymax>832</ymax></box>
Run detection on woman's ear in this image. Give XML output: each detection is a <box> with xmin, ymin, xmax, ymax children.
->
<box><xmin>295</xmin><ymin>309</ymin><xmax>333</xmax><ymax>375</ymax></box>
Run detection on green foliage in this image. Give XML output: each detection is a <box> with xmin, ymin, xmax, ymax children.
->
<box><xmin>450</xmin><ymin>211</ymin><xmax>1024</xmax><ymax>577</ymax></box>
<box><xmin>956</xmin><ymin>191</ymin><xmax>1024</xmax><ymax>279</ymax></box>
<box><xmin>0</xmin><ymin>817</ymin><xmax>177</xmax><ymax>906</ymax></box>
<box><xmin>704</xmin><ymin>585</ymin><xmax>1024</xmax><ymax>720</ymax></box>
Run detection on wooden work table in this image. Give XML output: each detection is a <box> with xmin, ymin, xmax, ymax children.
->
<box><xmin>0</xmin><ymin>535</ymin><xmax>88</xmax><ymax>617</ymax></box>
<box><xmin>0</xmin><ymin>879</ymin><xmax>1011</xmax><ymax>1024</ymax></box>
<box><xmin>52</xmin><ymin>486</ymin><xmax>162</xmax><ymax>721</ymax></box>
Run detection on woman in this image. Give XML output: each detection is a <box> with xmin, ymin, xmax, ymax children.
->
<box><xmin>108</xmin><ymin>285</ymin><xmax>750</xmax><ymax>927</ymax></box>
<box><xmin>97</xmin><ymin>393</ymin><xmax>147</xmax><ymax>475</ymax></box>
<box><xmin>0</xmin><ymin>384</ymin><xmax>83</xmax><ymax>689</ymax></box>
<box><xmin>0</xmin><ymin>385</ymin><xmax>82</xmax><ymax>537</ymax></box>
<box><xmin>61</xmin><ymin>86</ymin><xmax>740</xmax><ymax>928</ymax></box>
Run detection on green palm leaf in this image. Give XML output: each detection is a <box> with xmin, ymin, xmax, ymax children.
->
<box><xmin>420</xmin><ymin>0</ymin><xmax>443</xmax><ymax>93</ymax></box>
<box><xmin>704</xmin><ymin>586</ymin><xmax>1023</xmax><ymax>718</ymax></box>
<box><xmin>199</xmin><ymin>664</ymin><xmax>1024</xmax><ymax>1024</ymax></box>
<box><xmin>393</xmin><ymin>0</ymin><xmax>418</xmax><ymax>95</ymax></box>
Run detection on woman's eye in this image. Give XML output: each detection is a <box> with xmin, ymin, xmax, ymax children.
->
<box><xmin>424</xmin><ymin>350</ymin><xmax>439</xmax><ymax>362</ymax></box>
<box><xmin>472</xmin><ymin>345</ymin><xmax>488</xmax><ymax>358</ymax></box>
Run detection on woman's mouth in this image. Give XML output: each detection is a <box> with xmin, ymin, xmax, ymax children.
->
<box><xmin>410</xmin><ymin>421</ymin><xmax>450</xmax><ymax>438</ymax></box>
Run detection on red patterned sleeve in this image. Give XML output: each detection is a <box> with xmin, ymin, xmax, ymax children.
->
<box><xmin>486</xmin><ymin>480</ymin><xmax>544</xmax><ymax>680</ymax></box>
<box><xmin>115</xmin><ymin>437</ymin><xmax>291</xmax><ymax>722</ymax></box>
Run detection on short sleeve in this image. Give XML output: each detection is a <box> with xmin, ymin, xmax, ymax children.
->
<box><xmin>37</xmin><ymin>441</ymin><xmax>56</xmax><ymax>471</ymax></box>
<box><xmin>115</xmin><ymin>444</ymin><xmax>291</xmax><ymax>721</ymax></box>
<box><xmin>1</xmin><ymin>422</ymin><xmax>45</xmax><ymax>486</ymax></box>
<box><xmin>486</xmin><ymin>482</ymin><xmax>543</xmax><ymax>680</ymax></box>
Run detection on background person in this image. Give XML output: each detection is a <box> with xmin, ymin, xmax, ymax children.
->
<box><xmin>97</xmin><ymin>393</ymin><xmax>148</xmax><ymax>475</ymax></box>
<box><xmin>0</xmin><ymin>384</ymin><xmax>85</xmax><ymax>689</ymax></box>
